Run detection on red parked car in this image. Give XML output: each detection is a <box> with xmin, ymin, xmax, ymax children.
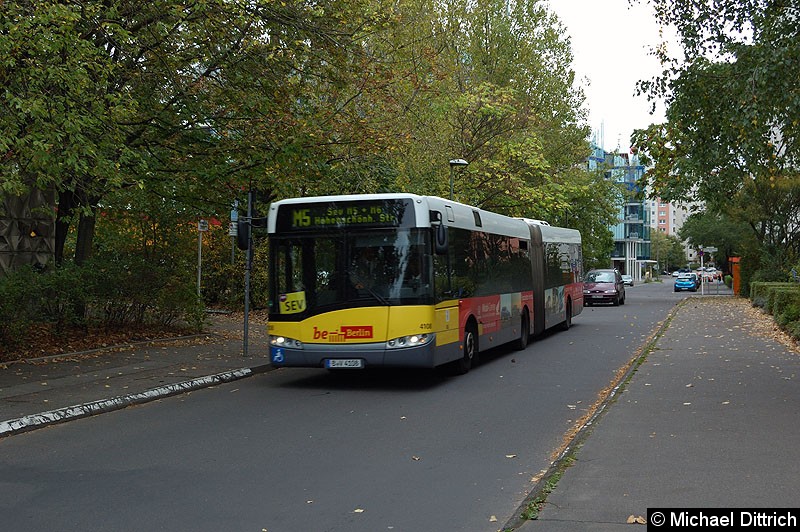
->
<box><xmin>583</xmin><ymin>269</ymin><xmax>626</xmax><ymax>306</ymax></box>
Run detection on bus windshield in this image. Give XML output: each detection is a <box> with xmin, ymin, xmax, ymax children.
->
<box><xmin>269</xmin><ymin>228</ymin><xmax>432</xmax><ymax>318</ymax></box>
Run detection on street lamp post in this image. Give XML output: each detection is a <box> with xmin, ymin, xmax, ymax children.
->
<box><xmin>448</xmin><ymin>158</ymin><xmax>469</xmax><ymax>200</ymax></box>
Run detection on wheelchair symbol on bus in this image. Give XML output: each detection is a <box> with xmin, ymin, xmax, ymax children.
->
<box><xmin>272</xmin><ymin>348</ymin><xmax>285</xmax><ymax>363</ymax></box>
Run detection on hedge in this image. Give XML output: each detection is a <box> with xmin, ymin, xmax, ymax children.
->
<box><xmin>749</xmin><ymin>281</ymin><xmax>800</xmax><ymax>341</ymax></box>
<box><xmin>749</xmin><ymin>282</ymin><xmax>798</xmax><ymax>309</ymax></box>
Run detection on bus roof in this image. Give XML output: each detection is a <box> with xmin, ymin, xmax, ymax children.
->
<box><xmin>267</xmin><ymin>193</ymin><xmax>575</xmax><ymax>241</ymax></box>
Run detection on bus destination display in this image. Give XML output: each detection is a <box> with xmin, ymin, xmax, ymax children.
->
<box><xmin>276</xmin><ymin>199</ymin><xmax>413</xmax><ymax>231</ymax></box>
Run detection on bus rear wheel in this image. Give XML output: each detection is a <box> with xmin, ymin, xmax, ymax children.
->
<box><xmin>560</xmin><ymin>301</ymin><xmax>572</xmax><ymax>331</ymax></box>
<box><xmin>516</xmin><ymin>310</ymin><xmax>530</xmax><ymax>350</ymax></box>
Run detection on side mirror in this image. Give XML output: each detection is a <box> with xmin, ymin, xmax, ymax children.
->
<box><xmin>434</xmin><ymin>222</ymin><xmax>448</xmax><ymax>255</ymax></box>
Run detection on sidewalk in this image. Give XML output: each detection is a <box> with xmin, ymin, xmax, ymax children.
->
<box><xmin>0</xmin><ymin>313</ymin><xmax>272</xmax><ymax>437</ymax></box>
<box><xmin>512</xmin><ymin>295</ymin><xmax>800</xmax><ymax>531</ymax></box>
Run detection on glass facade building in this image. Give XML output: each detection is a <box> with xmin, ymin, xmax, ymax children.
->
<box><xmin>587</xmin><ymin>144</ymin><xmax>652</xmax><ymax>281</ymax></box>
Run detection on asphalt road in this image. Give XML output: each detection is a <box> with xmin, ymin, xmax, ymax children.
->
<box><xmin>2</xmin><ymin>279</ymin><xmax>689</xmax><ymax>531</ymax></box>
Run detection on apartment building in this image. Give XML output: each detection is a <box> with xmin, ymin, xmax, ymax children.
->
<box><xmin>647</xmin><ymin>197</ymin><xmax>692</xmax><ymax>237</ymax></box>
<box><xmin>646</xmin><ymin>197</ymin><xmax>703</xmax><ymax>265</ymax></box>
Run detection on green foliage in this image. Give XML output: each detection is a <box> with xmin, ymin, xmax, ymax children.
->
<box><xmin>678</xmin><ymin>211</ymin><xmax>753</xmax><ymax>274</ymax></box>
<box><xmin>766</xmin><ymin>286</ymin><xmax>800</xmax><ymax>316</ymax></box>
<box><xmin>199</xmin><ymin>226</ymin><xmax>270</xmax><ymax>310</ymax></box>
<box><xmin>760</xmin><ymin>285</ymin><xmax>800</xmax><ymax>339</ymax></box>
<box><xmin>776</xmin><ymin>301</ymin><xmax>800</xmax><ymax>329</ymax></box>
<box><xmin>0</xmin><ymin>267</ymin><xmax>39</xmax><ymax>350</ymax></box>
<box><xmin>71</xmin><ymin>255</ymin><xmax>202</xmax><ymax>329</ymax></box>
<box><xmin>632</xmin><ymin>0</ymin><xmax>800</xmax><ymax>280</ymax></box>
<box><xmin>0</xmin><ymin>264</ymin><xmax>93</xmax><ymax>344</ymax></box>
<box><xmin>650</xmin><ymin>231</ymin><xmax>686</xmax><ymax>272</ymax></box>
<box><xmin>0</xmin><ymin>256</ymin><xmax>204</xmax><ymax>349</ymax></box>
<box><xmin>1</xmin><ymin>0</ymin><xmax>621</xmax><ymax>314</ymax></box>
<box><xmin>787</xmin><ymin>319</ymin><xmax>800</xmax><ymax>341</ymax></box>
<box><xmin>155</xmin><ymin>277</ymin><xmax>206</xmax><ymax>331</ymax></box>
<box><xmin>201</xmin><ymin>247</ymin><xmax>246</xmax><ymax>308</ymax></box>
<box><xmin>749</xmin><ymin>282</ymin><xmax>797</xmax><ymax>309</ymax></box>
<box><xmin>34</xmin><ymin>262</ymin><xmax>89</xmax><ymax>331</ymax></box>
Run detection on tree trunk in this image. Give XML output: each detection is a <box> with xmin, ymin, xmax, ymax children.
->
<box><xmin>54</xmin><ymin>190</ymin><xmax>76</xmax><ymax>265</ymax></box>
<box><xmin>54</xmin><ymin>189</ymin><xmax>99</xmax><ymax>265</ymax></box>
<box><xmin>74</xmin><ymin>207</ymin><xmax>97</xmax><ymax>265</ymax></box>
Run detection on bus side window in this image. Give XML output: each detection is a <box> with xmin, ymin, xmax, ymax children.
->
<box><xmin>450</xmin><ymin>227</ymin><xmax>475</xmax><ymax>297</ymax></box>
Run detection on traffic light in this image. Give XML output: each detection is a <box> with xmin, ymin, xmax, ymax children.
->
<box><xmin>236</xmin><ymin>219</ymin><xmax>250</xmax><ymax>250</ymax></box>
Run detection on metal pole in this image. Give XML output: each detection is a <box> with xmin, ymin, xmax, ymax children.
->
<box><xmin>700</xmin><ymin>250</ymin><xmax>704</xmax><ymax>295</ymax></box>
<box><xmin>243</xmin><ymin>189</ymin><xmax>253</xmax><ymax>357</ymax></box>
<box><xmin>231</xmin><ymin>199</ymin><xmax>238</xmax><ymax>265</ymax></box>
<box><xmin>197</xmin><ymin>228</ymin><xmax>202</xmax><ymax>297</ymax></box>
<box><xmin>449</xmin><ymin>167</ymin><xmax>454</xmax><ymax>200</ymax></box>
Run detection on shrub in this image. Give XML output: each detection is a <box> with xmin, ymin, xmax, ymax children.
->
<box><xmin>776</xmin><ymin>303</ymin><xmax>800</xmax><ymax>329</ymax></box>
<box><xmin>765</xmin><ymin>286</ymin><xmax>800</xmax><ymax>316</ymax></box>
<box><xmin>35</xmin><ymin>262</ymin><xmax>90</xmax><ymax>331</ymax></box>
<box><xmin>154</xmin><ymin>277</ymin><xmax>206</xmax><ymax>331</ymax></box>
<box><xmin>0</xmin><ymin>266</ymin><xmax>39</xmax><ymax>351</ymax></box>
<box><xmin>197</xmin><ymin>230</ymin><xmax>269</xmax><ymax>310</ymax></box>
<box><xmin>80</xmin><ymin>255</ymin><xmax>203</xmax><ymax>328</ymax></box>
<box><xmin>786</xmin><ymin>320</ymin><xmax>800</xmax><ymax>341</ymax></box>
<box><xmin>749</xmin><ymin>282</ymin><xmax>797</xmax><ymax>308</ymax></box>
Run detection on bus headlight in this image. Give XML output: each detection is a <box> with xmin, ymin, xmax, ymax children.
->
<box><xmin>386</xmin><ymin>333</ymin><xmax>433</xmax><ymax>349</ymax></box>
<box><xmin>270</xmin><ymin>335</ymin><xmax>303</xmax><ymax>349</ymax></box>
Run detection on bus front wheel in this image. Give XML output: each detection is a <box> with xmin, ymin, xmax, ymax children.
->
<box><xmin>452</xmin><ymin>323</ymin><xmax>478</xmax><ymax>375</ymax></box>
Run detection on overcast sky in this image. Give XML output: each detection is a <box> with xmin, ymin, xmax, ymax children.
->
<box><xmin>548</xmin><ymin>0</ymin><xmax>675</xmax><ymax>153</ymax></box>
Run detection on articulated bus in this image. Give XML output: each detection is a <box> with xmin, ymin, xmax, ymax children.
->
<box><xmin>266</xmin><ymin>194</ymin><xmax>583</xmax><ymax>374</ymax></box>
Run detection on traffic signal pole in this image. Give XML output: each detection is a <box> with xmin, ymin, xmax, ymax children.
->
<box><xmin>700</xmin><ymin>249</ymin><xmax>704</xmax><ymax>296</ymax></box>
<box><xmin>243</xmin><ymin>189</ymin><xmax>253</xmax><ymax>357</ymax></box>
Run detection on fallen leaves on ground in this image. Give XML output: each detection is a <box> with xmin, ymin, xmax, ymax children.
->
<box><xmin>1</xmin><ymin>310</ymin><xmax>270</xmax><ymax>364</ymax></box>
<box><xmin>1</xmin><ymin>323</ymin><xmax>195</xmax><ymax>363</ymax></box>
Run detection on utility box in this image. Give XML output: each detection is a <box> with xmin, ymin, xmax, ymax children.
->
<box><xmin>730</xmin><ymin>256</ymin><xmax>741</xmax><ymax>295</ymax></box>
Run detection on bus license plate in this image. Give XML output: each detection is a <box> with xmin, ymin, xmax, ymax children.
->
<box><xmin>325</xmin><ymin>359</ymin><xmax>364</xmax><ymax>369</ymax></box>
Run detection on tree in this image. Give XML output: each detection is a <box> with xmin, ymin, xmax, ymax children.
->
<box><xmin>677</xmin><ymin>211</ymin><xmax>755</xmax><ymax>274</ymax></box>
<box><xmin>650</xmin><ymin>231</ymin><xmax>686</xmax><ymax>272</ymax></box>
<box><xmin>437</xmin><ymin>0</ymin><xmax>592</xmax><ymax>213</ymax></box>
<box><xmin>631</xmin><ymin>0</ymin><xmax>800</xmax><ymax>277</ymax></box>
<box><xmin>0</xmin><ymin>0</ymin><xmax>394</xmax><ymax>264</ymax></box>
<box><xmin>1</xmin><ymin>1</ymin><xmax>142</xmax><ymax>263</ymax></box>
<box><xmin>367</xmin><ymin>0</ymin><xmax>618</xmax><ymax>264</ymax></box>
<box><xmin>2</xmin><ymin>0</ymin><xmax>624</xmax><ymax>301</ymax></box>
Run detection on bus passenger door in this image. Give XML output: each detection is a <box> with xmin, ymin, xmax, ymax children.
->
<box><xmin>434</xmin><ymin>299</ymin><xmax>460</xmax><ymax>362</ymax></box>
<box><xmin>433</xmin><ymin>237</ymin><xmax>461</xmax><ymax>362</ymax></box>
